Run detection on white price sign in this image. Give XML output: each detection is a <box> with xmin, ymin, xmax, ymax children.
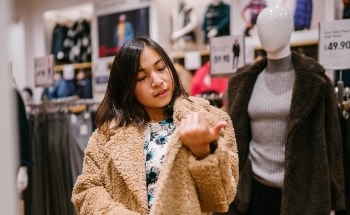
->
<box><xmin>318</xmin><ymin>19</ymin><xmax>350</xmax><ymax>70</ymax></box>
<box><xmin>210</xmin><ymin>35</ymin><xmax>244</xmax><ymax>76</ymax></box>
<box><xmin>34</xmin><ymin>55</ymin><xmax>54</xmax><ymax>87</ymax></box>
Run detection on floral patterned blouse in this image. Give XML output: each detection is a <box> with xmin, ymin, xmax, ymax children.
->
<box><xmin>144</xmin><ymin>118</ymin><xmax>176</xmax><ymax>212</ymax></box>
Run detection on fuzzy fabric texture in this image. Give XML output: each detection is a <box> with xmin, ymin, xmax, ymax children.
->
<box><xmin>226</xmin><ymin>51</ymin><xmax>346</xmax><ymax>215</ymax></box>
<box><xmin>72</xmin><ymin>96</ymin><xmax>238</xmax><ymax>215</ymax></box>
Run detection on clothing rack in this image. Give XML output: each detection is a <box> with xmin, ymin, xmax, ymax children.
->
<box><xmin>24</xmin><ymin>96</ymin><xmax>98</xmax><ymax>215</ymax></box>
<box><xmin>337</xmin><ymin>105</ymin><xmax>350</xmax><ymax>215</ymax></box>
<box><xmin>27</xmin><ymin>96</ymin><xmax>99</xmax><ymax>113</ymax></box>
<box><xmin>335</xmin><ymin>70</ymin><xmax>350</xmax><ymax>215</ymax></box>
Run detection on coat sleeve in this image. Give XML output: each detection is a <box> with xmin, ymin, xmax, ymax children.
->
<box><xmin>187</xmin><ymin>105</ymin><xmax>239</xmax><ymax>212</ymax></box>
<box><xmin>71</xmin><ymin>130</ymin><xmax>141</xmax><ymax>215</ymax></box>
<box><xmin>15</xmin><ymin>89</ymin><xmax>32</xmax><ymax>167</ymax></box>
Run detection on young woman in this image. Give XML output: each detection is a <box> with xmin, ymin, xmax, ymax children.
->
<box><xmin>72</xmin><ymin>36</ymin><xmax>238</xmax><ymax>215</ymax></box>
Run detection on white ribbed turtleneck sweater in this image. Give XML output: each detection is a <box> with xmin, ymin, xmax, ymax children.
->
<box><xmin>247</xmin><ymin>54</ymin><xmax>295</xmax><ymax>188</ymax></box>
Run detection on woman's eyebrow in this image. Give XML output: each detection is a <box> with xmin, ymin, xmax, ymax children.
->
<box><xmin>138</xmin><ymin>58</ymin><xmax>163</xmax><ymax>72</ymax></box>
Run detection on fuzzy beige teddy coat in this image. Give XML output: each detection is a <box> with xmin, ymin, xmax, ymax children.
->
<box><xmin>72</xmin><ymin>96</ymin><xmax>239</xmax><ymax>215</ymax></box>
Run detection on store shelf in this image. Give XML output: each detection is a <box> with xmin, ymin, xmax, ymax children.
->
<box><xmin>171</xmin><ymin>49</ymin><xmax>210</xmax><ymax>59</ymax></box>
<box><xmin>54</xmin><ymin>62</ymin><xmax>92</xmax><ymax>72</ymax></box>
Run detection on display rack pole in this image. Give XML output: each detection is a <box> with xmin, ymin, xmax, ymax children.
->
<box><xmin>338</xmin><ymin>70</ymin><xmax>344</xmax><ymax>105</ymax></box>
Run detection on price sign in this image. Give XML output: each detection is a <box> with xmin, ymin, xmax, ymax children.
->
<box><xmin>319</xmin><ymin>19</ymin><xmax>350</xmax><ymax>69</ymax></box>
<box><xmin>184</xmin><ymin>51</ymin><xmax>201</xmax><ymax>70</ymax></box>
<box><xmin>210</xmin><ymin>35</ymin><xmax>244</xmax><ymax>76</ymax></box>
<box><xmin>34</xmin><ymin>55</ymin><xmax>54</xmax><ymax>87</ymax></box>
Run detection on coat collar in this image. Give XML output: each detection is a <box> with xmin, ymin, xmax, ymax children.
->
<box><xmin>289</xmin><ymin>52</ymin><xmax>327</xmax><ymax>130</ymax></box>
<box><xmin>104</xmin><ymin>123</ymin><xmax>148</xmax><ymax>210</ymax></box>
<box><xmin>231</xmin><ymin>52</ymin><xmax>328</xmax><ymax>130</ymax></box>
<box><xmin>101</xmin><ymin>97</ymin><xmax>215</xmax><ymax>210</ymax></box>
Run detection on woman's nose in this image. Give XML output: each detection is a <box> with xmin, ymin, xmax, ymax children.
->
<box><xmin>151</xmin><ymin>73</ymin><xmax>163</xmax><ymax>87</ymax></box>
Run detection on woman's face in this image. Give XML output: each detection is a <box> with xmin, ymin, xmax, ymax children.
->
<box><xmin>135</xmin><ymin>46</ymin><xmax>174</xmax><ymax>119</ymax></box>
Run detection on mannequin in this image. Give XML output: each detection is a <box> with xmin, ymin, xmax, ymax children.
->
<box><xmin>202</xmin><ymin>0</ymin><xmax>230</xmax><ymax>44</ymax></box>
<box><xmin>224</xmin><ymin>4</ymin><xmax>346</xmax><ymax>215</ymax></box>
<box><xmin>241</xmin><ymin>0</ymin><xmax>267</xmax><ymax>36</ymax></box>
<box><xmin>170</xmin><ymin>0</ymin><xmax>198</xmax><ymax>51</ymax></box>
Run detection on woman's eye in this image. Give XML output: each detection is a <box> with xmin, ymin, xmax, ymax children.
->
<box><xmin>137</xmin><ymin>76</ymin><xmax>147</xmax><ymax>81</ymax></box>
<box><xmin>157</xmin><ymin>66</ymin><xmax>166</xmax><ymax>72</ymax></box>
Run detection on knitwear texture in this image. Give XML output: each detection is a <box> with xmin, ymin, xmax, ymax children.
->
<box><xmin>247</xmin><ymin>55</ymin><xmax>295</xmax><ymax>187</ymax></box>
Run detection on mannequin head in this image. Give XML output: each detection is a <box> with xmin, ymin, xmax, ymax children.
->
<box><xmin>256</xmin><ymin>5</ymin><xmax>293</xmax><ymax>59</ymax></box>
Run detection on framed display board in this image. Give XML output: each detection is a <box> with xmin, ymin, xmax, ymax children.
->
<box><xmin>94</xmin><ymin>0</ymin><xmax>151</xmax><ymax>59</ymax></box>
<box><xmin>97</xmin><ymin>7</ymin><xmax>150</xmax><ymax>58</ymax></box>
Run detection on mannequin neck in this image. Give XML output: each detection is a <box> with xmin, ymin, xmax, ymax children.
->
<box><xmin>266</xmin><ymin>54</ymin><xmax>293</xmax><ymax>72</ymax></box>
<box><xmin>266</xmin><ymin>45</ymin><xmax>291</xmax><ymax>60</ymax></box>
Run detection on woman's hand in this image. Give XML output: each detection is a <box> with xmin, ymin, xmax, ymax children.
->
<box><xmin>179</xmin><ymin>109</ymin><xmax>227</xmax><ymax>159</ymax></box>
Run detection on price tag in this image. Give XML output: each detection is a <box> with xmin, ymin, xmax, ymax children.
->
<box><xmin>62</xmin><ymin>64</ymin><xmax>75</xmax><ymax>80</ymax></box>
<box><xmin>34</xmin><ymin>55</ymin><xmax>54</xmax><ymax>87</ymax></box>
<box><xmin>209</xmin><ymin>35</ymin><xmax>244</xmax><ymax>76</ymax></box>
<box><xmin>318</xmin><ymin>19</ymin><xmax>350</xmax><ymax>70</ymax></box>
<box><xmin>80</xmin><ymin>124</ymin><xmax>88</xmax><ymax>136</ymax></box>
<box><xmin>70</xmin><ymin>114</ymin><xmax>77</xmax><ymax>123</ymax></box>
<box><xmin>94</xmin><ymin>62</ymin><xmax>110</xmax><ymax>93</ymax></box>
<box><xmin>184</xmin><ymin>51</ymin><xmax>201</xmax><ymax>70</ymax></box>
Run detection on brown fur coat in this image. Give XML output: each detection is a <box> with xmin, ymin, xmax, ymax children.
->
<box><xmin>72</xmin><ymin>96</ymin><xmax>239</xmax><ymax>215</ymax></box>
<box><xmin>226</xmin><ymin>52</ymin><xmax>345</xmax><ymax>215</ymax></box>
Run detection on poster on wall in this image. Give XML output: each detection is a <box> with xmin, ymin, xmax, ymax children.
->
<box><xmin>97</xmin><ymin>7</ymin><xmax>150</xmax><ymax>58</ymax></box>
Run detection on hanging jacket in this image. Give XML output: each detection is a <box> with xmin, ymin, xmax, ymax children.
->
<box><xmin>293</xmin><ymin>0</ymin><xmax>313</xmax><ymax>30</ymax></box>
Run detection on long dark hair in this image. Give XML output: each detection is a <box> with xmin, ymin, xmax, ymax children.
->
<box><xmin>95</xmin><ymin>36</ymin><xmax>188</xmax><ymax>129</ymax></box>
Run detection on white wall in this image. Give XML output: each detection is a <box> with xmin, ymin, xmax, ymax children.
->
<box><xmin>1</xmin><ymin>0</ymin><xmax>20</xmax><ymax>214</ymax></box>
<box><xmin>8</xmin><ymin>20</ymin><xmax>27</xmax><ymax>90</ymax></box>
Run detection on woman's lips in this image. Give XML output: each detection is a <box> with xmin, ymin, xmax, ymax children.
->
<box><xmin>155</xmin><ymin>89</ymin><xmax>167</xmax><ymax>97</ymax></box>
